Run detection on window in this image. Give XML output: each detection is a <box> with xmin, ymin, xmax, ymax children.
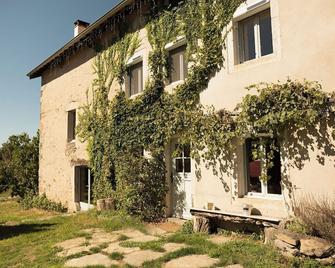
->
<box><xmin>175</xmin><ymin>144</ymin><xmax>191</xmax><ymax>173</ymax></box>
<box><xmin>169</xmin><ymin>45</ymin><xmax>187</xmax><ymax>83</ymax></box>
<box><xmin>245</xmin><ymin>138</ymin><xmax>282</xmax><ymax>196</ymax></box>
<box><xmin>125</xmin><ymin>61</ymin><xmax>143</xmax><ymax>97</ymax></box>
<box><xmin>238</xmin><ymin>9</ymin><xmax>273</xmax><ymax>63</ymax></box>
<box><xmin>67</xmin><ymin>110</ymin><xmax>76</xmax><ymax>142</ymax></box>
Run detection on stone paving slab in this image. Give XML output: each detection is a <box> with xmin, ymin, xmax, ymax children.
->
<box><xmin>123</xmin><ymin>250</ymin><xmax>164</xmax><ymax>267</ymax></box>
<box><xmin>89</xmin><ymin>232</ymin><xmax>119</xmax><ymax>246</ymax></box>
<box><xmin>55</xmin><ymin>237</ymin><xmax>86</xmax><ymax>250</ymax></box>
<box><xmin>56</xmin><ymin>245</ymin><xmax>92</xmax><ymax>258</ymax></box>
<box><xmin>128</xmin><ymin>234</ymin><xmax>160</xmax><ymax>243</ymax></box>
<box><xmin>113</xmin><ymin>228</ymin><xmax>146</xmax><ymax>239</ymax></box>
<box><xmin>103</xmin><ymin>241</ymin><xmax>141</xmax><ymax>254</ymax></box>
<box><xmin>164</xmin><ymin>254</ymin><xmax>219</xmax><ymax>268</ymax></box>
<box><xmin>163</xmin><ymin>243</ymin><xmax>186</xmax><ymax>253</ymax></box>
<box><xmin>64</xmin><ymin>253</ymin><xmax>117</xmax><ymax>267</ymax></box>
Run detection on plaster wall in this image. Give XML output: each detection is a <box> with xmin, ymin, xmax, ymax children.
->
<box><xmin>197</xmin><ymin>0</ymin><xmax>335</xmax><ymax>218</ymax></box>
<box><xmin>39</xmin><ymin>0</ymin><xmax>335</xmax><ymax>217</ymax></box>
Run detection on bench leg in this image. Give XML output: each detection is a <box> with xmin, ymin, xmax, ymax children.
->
<box><xmin>193</xmin><ymin>216</ymin><xmax>210</xmax><ymax>233</ymax></box>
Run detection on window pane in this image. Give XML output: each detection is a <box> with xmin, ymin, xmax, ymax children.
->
<box><xmin>80</xmin><ymin>166</ymin><xmax>89</xmax><ymax>203</ymax></box>
<box><xmin>184</xmin><ymin>158</ymin><xmax>191</xmax><ymax>173</ymax></box>
<box><xmin>176</xmin><ymin>159</ymin><xmax>183</xmax><ymax>173</ymax></box>
<box><xmin>246</xmin><ymin>139</ymin><xmax>261</xmax><ymax>193</ymax></box>
<box><xmin>239</xmin><ymin>18</ymin><xmax>256</xmax><ymax>62</ymax></box>
<box><xmin>183</xmin><ymin>144</ymin><xmax>190</xmax><ymax>158</ymax></box>
<box><xmin>169</xmin><ymin>45</ymin><xmax>186</xmax><ymax>83</ymax></box>
<box><xmin>259</xmin><ymin>10</ymin><xmax>273</xmax><ymax>56</ymax></box>
<box><xmin>267</xmin><ymin>147</ymin><xmax>282</xmax><ymax>194</ymax></box>
<box><xmin>129</xmin><ymin>62</ymin><xmax>143</xmax><ymax>96</ymax></box>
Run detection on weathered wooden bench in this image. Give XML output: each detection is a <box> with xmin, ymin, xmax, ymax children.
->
<box><xmin>190</xmin><ymin>208</ymin><xmax>282</xmax><ymax>233</ymax></box>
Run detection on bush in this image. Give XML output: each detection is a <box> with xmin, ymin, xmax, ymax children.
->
<box><xmin>20</xmin><ymin>193</ymin><xmax>67</xmax><ymax>213</ymax></box>
<box><xmin>294</xmin><ymin>195</ymin><xmax>335</xmax><ymax>243</ymax></box>
<box><xmin>180</xmin><ymin>220</ymin><xmax>194</xmax><ymax>234</ymax></box>
<box><xmin>115</xmin><ymin>152</ymin><xmax>168</xmax><ymax>222</ymax></box>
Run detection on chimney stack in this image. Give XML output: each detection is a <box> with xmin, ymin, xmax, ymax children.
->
<box><xmin>74</xmin><ymin>20</ymin><xmax>90</xmax><ymax>37</ymax></box>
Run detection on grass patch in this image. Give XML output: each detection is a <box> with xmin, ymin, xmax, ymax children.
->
<box><xmin>0</xmin><ymin>200</ymin><xmax>144</xmax><ymax>267</ymax></box>
<box><xmin>0</xmin><ymin>200</ymin><xmax>332</xmax><ymax>268</ymax></box>
<box><xmin>108</xmin><ymin>251</ymin><xmax>124</xmax><ymax>260</ymax></box>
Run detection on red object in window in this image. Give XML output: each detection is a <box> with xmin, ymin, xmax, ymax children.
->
<box><xmin>249</xmin><ymin>160</ymin><xmax>261</xmax><ymax>177</ymax></box>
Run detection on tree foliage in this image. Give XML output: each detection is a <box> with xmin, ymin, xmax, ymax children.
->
<box><xmin>0</xmin><ymin>132</ymin><xmax>39</xmax><ymax>198</ymax></box>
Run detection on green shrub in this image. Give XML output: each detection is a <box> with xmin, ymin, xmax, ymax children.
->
<box><xmin>180</xmin><ymin>220</ymin><xmax>194</xmax><ymax>234</ymax></box>
<box><xmin>20</xmin><ymin>193</ymin><xmax>67</xmax><ymax>213</ymax></box>
<box><xmin>115</xmin><ymin>152</ymin><xmax>168</xmax><ymax>222</ymax></box>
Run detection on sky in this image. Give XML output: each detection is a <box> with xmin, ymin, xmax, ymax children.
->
<box><xmin>0</xmin><ymin>0</ymin><xmax>119</xmax><ymax>144</ymax></box>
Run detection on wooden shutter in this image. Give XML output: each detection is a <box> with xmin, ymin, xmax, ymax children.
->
<box><xmin>169</xmin><ymin>45</ymin><xmax>186</xmax><ymax>83</ymax></box>
<box><xmin>125</xmin><ymin>70</ymin><xmax>130</xmax><ymax>98</ymax></box>
<box><xmin>67</xmin><ymin>110</ymin><xmax>76</xmax><ymax>141</ymax></box>
<box><xmin>74</xmin><ymin>166</ymin><xmax>81</xmax><ymax>202</ymax></box>
<box><xmin>129</xmin><ymin>62</ymin><xmax>143</xmax><ymax>96</ymax></box>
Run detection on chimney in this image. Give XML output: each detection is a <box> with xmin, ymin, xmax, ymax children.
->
<box><xmin>74</xmin><ymin>20</ymin><xmax>90</xmax><ymax>37</ymax></box>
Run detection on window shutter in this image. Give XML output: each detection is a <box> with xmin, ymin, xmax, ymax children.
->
<box><xmin>67</xmin><ymin>110</ymin><xmax>76</xmax><ymax>141</ymax></box>
<box><xmin>125</xmin><ymin>71</ymin><xmax>130</xmax><ymax>98</ymax></box>
<box><xmin>74</xmin><ymin>166</ymin><xmax>81</xmax><ymax>202</ymax></box>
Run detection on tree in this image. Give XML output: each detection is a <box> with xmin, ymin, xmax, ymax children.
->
<box><xmin>0</xmin><ymin>132</ymin><xmax>39</xmax><ymax>198</ymax></box>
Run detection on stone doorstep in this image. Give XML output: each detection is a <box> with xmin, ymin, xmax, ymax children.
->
<box><xmin>123</xmin><ymin>250</ymin><xmax>164</xmax><ymax>267</ymax></box>
<box><xmin>64</xmin><ymin>253</ymin><xmax>118</xmax><ymax>267</ymax></box>
<box><xmin>300</xmin><ymin>237</ymin><xmax>334</xmax><ymax>258</ymax></box>
<box><xmin>164</xmin><ymin>254</ymin><xmax>219</xmax><ymax>268</ymax></box>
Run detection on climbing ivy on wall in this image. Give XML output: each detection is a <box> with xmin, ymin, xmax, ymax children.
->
<box><xmin>78</xmin><ymin>0</ymin><xmax>335</xmax><ymax>221</ymax></box>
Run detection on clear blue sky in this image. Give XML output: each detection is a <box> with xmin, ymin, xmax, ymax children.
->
<box><xmin>0</xmin><ymin>0</ymin><xmax>119</xmax><ymax>144</ymax></box>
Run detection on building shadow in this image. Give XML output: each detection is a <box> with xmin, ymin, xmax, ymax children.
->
<box><xmin>0</xmin><ymin>223</ymin><xmax>56</xmax><ymax>240</ymax></box>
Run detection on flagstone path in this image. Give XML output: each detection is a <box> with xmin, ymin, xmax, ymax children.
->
<box><xmin>54</xmin><ymin>227</ymin><xmax>242</xmax><ymax>267</ymax></box>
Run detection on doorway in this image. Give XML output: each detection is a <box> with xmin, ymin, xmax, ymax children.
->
<box><xmin>172</xmin><ymin>143</ymin><xmax>193</xmax><ymax>219</ymax></box>
<box><xmin>74</xmin><ymin>166</ymin><xmax>94</xmax><ymax>211</ymax></box>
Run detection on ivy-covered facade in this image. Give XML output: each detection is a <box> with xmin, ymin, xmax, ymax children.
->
<box><xmin>28</xmin><ymin>0</ymin><xmax>335</xmax><ymax>221</ymax></box>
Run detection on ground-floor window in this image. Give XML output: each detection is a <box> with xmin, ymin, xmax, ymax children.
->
<box><xmin>74</xmin><ymin>166</ymin><xmax>93</xmax><ymax>204</ymax></box>
<box><xmin>245</xmin><ymin>138</ymin><xmax>282</xmax><ymax>197</ymax></box>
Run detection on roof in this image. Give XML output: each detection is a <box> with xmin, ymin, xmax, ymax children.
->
<box><xmin>27</xmin><ymin>0</ymin><xmax>130</xmax><ymax>79</ymax></box>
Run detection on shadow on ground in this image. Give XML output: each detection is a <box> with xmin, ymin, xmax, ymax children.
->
<box><xmin>0</xmin><ymin>223</ymin><xmax>55</xmax><ymax>240</ymax></box>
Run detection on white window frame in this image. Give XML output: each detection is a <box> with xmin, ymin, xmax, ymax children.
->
<box><xmin>244</xmin><ymin>139</ymin><xmax>283</xmax><ymax>200</ymax></box>
<box><xmin>232</xmin><ymin>0</ymin><xmax>273</xmax><ymax>65</ymax></box>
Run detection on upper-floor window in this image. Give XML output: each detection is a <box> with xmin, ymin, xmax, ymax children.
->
<box><xmin>245</xmin><ymin>138</ymin><xmax>282</xmax><ymax>197</ymax></box>
<box><xmin>237</xmin><ymin>9</ymin><xmax>273</xmax><ymax>63</ymax></box>
<box><xmin>67</xmin><ymin>109</ymin><xmax>76</xmax><ymax>142</ymax></box>
<box><xmin>169</xmin><ymin>44</ymin><xmax>187</xmax><ymax>83</ymax></box>
<box><xmin>125</xmin><ymin>61</ymin><xmax>143</xmax><ymax>97</ymax></box>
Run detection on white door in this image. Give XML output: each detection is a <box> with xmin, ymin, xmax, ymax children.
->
<box><xmin>173</xmin><ymin>144</ymin><xmax>192</xmax><ymax>219</ymax></box>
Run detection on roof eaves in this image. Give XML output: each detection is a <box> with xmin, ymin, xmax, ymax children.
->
<box><xmin>27</xmin><ymin>0</ymin><xmax>129</xmax><ymax>79</ymax></box>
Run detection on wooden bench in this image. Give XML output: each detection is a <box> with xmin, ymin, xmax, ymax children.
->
<box><xmin>190</xmin><ymin>208</ymin><xmax>282</xmax><ymax>233</ymax></box>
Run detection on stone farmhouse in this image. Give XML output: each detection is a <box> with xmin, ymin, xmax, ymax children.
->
<box><xmin>28</xmin><ymin>0</ymin><xmax>335</xmax><ymax>222</ymax></box>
